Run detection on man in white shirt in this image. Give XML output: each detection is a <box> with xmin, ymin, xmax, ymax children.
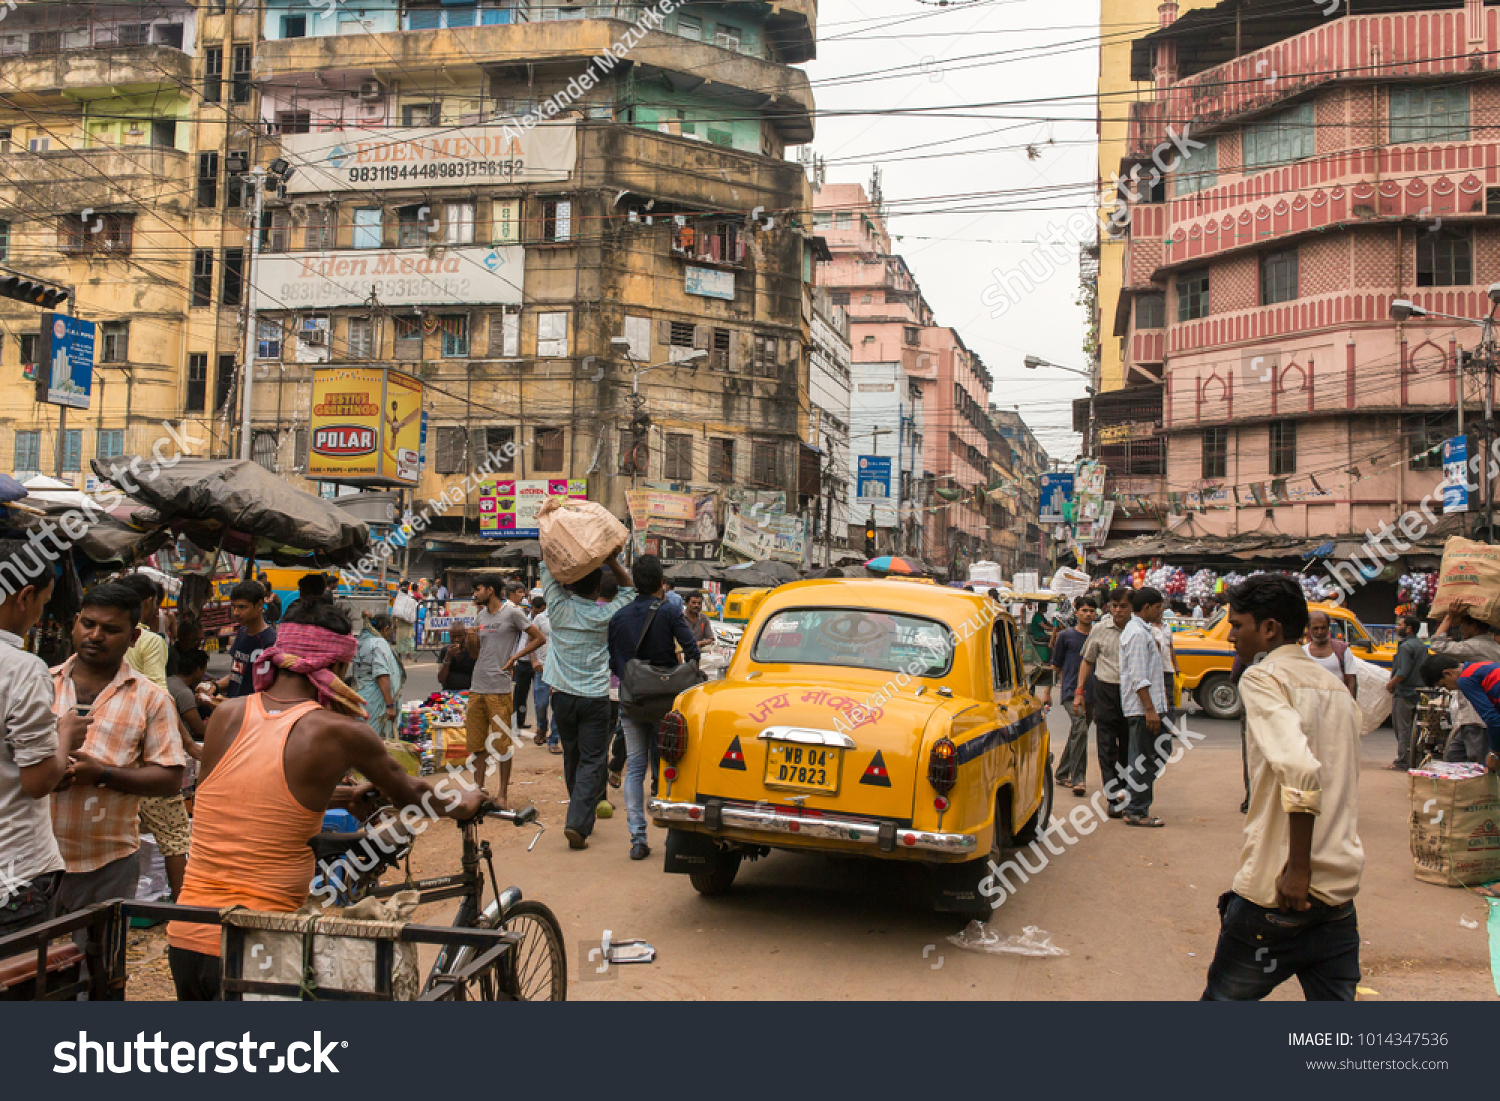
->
<box><xmin>1301</xmin><ymin>609</ymin><xmax>1357</xmax><ymax>697</ymax></box>
<box><xmin>1203</xmin><ymin>574</ymin><xmax>1363</xmax><ymax>1000</ymax></box>
<box><xmin>391</xmin><ymin>581</ymin><xmax>419</xmax><ymax>656</ymax></box>
<box><xmin>1118</xmin><ymin>587</ymin><xmax>1168</xmax><ymax>827</ymax></box>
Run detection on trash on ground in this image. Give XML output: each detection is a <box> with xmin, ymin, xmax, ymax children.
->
<box><xmin>948</xmin><ymin>923</ymin><xmax>1069</xmax><ymax>957</ymax></box>
<box><xmin>1461</xmin><ymin>914</ymin><xmax>1480</xmax><ymax>929</ymax></box>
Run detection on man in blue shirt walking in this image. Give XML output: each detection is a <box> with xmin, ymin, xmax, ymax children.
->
<box><xmin>1050</xmin><ymin>596</ymin><xmax>1097</xmax><ymax>796</ymax></box>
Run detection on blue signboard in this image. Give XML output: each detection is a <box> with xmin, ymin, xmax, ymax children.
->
<box><xmin>419</xmin><ymin>410</ymin><xmax>429</xmax><ymax>474</ymax></box>
<box><xmin>856</xmin><ymin>455</ymin><xmax>892</xmax><ymax>503</ymax></box>
<box><xmin>1443</xmin><ymin>435</ymin><xmax>1469</xmax><ymax>514</ymax></box>
<box><xmin>39</xmin><ymin>313</ymin><xmax>95</xmax><ymax>409</ymax></box>
<box><xmin>684</xmin><ymin>265</ymin><xmax>735</xmax><ymax>301</ymax></box>
<box><xmin>1039</xmin><ymin>472</ymin><xmax>1074</xmax><ymax>525</ymax></box>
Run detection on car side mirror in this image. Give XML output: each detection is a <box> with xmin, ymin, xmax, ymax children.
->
<box><xmin>1351</xmin><ymin>639</ymin><xmax>1371</xmax><ymax>652</ymax></box>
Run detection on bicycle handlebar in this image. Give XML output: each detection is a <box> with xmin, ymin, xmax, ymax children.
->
<box><xmin>480</xmin><ymin>803</ymin><xmax>539</xmax><ymax>827</ymax></box>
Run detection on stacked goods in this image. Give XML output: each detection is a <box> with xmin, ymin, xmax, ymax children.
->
<box><xmin>536</xmin><ymin>497</ymin><xmax>628</xmax><ymax>583</ymax></box>
<box><xmin>1049</xmin><ymin>567</ymin><xmax>1090</xmax><ymax>597</ymax></box>
<box><xmin>1431</xmin><ymin>536</ymin><xmax>1500</xmax><ymax>624</ymax></box>
<box><xmin>1398</xmin><ymin>571</ymin><xmax>1439</xmax><ymax>606</ymax></box>
<box><xmin>1409</xmin><ymin>769</ymin><xmax>1500</xmax><ymax>887</ymax></box>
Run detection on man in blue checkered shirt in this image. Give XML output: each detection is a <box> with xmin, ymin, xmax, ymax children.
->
<box><xmin>1118</xmin><ymin>586</ymin><xmax>1169</xmax><ymax>827</ymax></box>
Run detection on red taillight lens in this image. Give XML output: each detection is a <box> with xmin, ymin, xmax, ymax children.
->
<box><xmin>658</xmin><ymin>710</ymin><xmax>688</xmax><ymax>763</ymax></box>
<box><xmin>928</xmin><ymin>737</ymin><xmax>958</xmax><ymax>795</ymax></box>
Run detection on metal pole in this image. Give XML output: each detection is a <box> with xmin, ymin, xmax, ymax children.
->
<box><xmin>55</xmin><ymin>405</ymin><xmax>66</xmax><ymax>479</ymax></box>
<box><xmin>239</xmin><ymin>169</ymin><xmax>266</xmax><ymax>460</ymax></box>
<box><xmin>1459</xmin><ymin>346</ymin><xmax>1469</xmax><ymax>537</ymax></box>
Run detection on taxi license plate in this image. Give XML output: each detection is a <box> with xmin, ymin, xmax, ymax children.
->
<box><xmin>764</xmin><ymin>743</ymin><xmax>841</xmax><ymax>794</ymax></box>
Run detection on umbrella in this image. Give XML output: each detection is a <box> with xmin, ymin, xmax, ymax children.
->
<box><xmin>664</xmin><ymin>560</ymin><xmax>729</xmax><ymax>584</ymax></box>
<box><xmin>866</xmin><ymin>555</ymin><xmax>934</xmax><ymax>576</ymax></box>
<box><xmin>804</xmin><ymin>563</ymin><xmax>873</xmax><ymax>579</ymax></box>
<box><xmin>0</xmin><ymin>473</ymin><xmax>27</xmax><ymax>503</ymax></box>
<box><xmin>489</xmin><ymin>539</ymin><xmax>542</xmax><ymax>560</ymax></box>
<box><xmin>727</xmin><ymin>558</ymin><xmax>800</xmax><ymax>585</ymax></box>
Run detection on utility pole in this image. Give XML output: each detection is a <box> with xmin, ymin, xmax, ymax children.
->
<box><xmin>239</xmin><ymin>167</ymin><xmax>265</xmax><ymax>460</ymax></box>
<box><xmin>1459</xmin><ymin>345</ymin><xmax>1468</xmax><ymax>538</ymax></box>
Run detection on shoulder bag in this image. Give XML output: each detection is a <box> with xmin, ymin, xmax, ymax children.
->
<box><xmin>619</xmin><ymin>600</ymin><xmax>702</xmax><ymax>725</ymax></box>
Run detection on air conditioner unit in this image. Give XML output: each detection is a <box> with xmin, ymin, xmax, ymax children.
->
<box><xmin>302</xmin><ymin>328</ymin><xmax>328</xmax><ymax>347</ymax></box>
<box><xmin>357</xmin><ymin>79</ymin><xmax>386</xmax><ymax>101</ymax></box>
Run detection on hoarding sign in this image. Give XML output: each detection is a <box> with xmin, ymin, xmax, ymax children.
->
<box><xmin>856</xmin><ymin>455</ymin><xmax>892</xmax><ymax>503</ymax></box>
<box><xmin>1038</xmin><ymin>472</ymin><xmax>1073</xmax><ymax>525</ymax></box>
<box><xmin>478</xmin><ymin>478</ymin><xmax>587</xmax><ymax>538</ymax></box>
<box><xmin>684</xmin><ymin>265</ymin><xmax>734</xmax><ymax>300</ymax></box>
<box><xmin>37</xmin><ymin>313</ymin><xmax>95</xmax><ymax>409</ymax></box>
<box><xmin>723</xmin><ymin>508</ymin><xmax>804</xmax><ymax>564</ymax></box>
<box><xmin>257</xmin><ymin>246</ymin><xmax>523</xmax><ymax>309</ymax></box>
<box><xmin>307</xmin><ymin>366</ymin><xmax>423</xmax><ymax>486</ymax></box>
<box><xmin>1444</xmin><ymin>435</ymin><xmax>1469</xmax><ymax>514</ymax></box>
<box><xmin>279</xmin><ymin>122</ymin><xmax>576</xmax><ymax>194</ymax></box>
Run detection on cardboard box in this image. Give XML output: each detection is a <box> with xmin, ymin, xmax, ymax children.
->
<box><xmin>1409</xmin><ymin>771</ymin><xmax>1500</xmax><ymax>886</ymax></box>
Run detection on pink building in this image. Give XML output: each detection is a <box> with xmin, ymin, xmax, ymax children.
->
<box><xmin>1116</xmin><ymin>0</ymin><xmax>1500</xmax><ymax>542</ymax></box>
<box><xmin>814</xmin><ymin>183</ymin><xmax>1004</xmax><ymax>568</ymax></box>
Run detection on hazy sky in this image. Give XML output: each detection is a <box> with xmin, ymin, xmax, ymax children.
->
<box><xmin>803</xmin><ymin>0</ymin><xmax>1108</xmax><ymax>463</ymax></box>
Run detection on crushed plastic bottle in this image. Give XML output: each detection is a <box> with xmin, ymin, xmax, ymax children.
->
<box><xmin>948</xmin><ymin>922</ymin><xmax>1069</xmax><ymax>957</ymax></box>
<box><xmin>1461</xmin><ymin>914</ymin><xmax>1480</xmax><ymax>929</ymax></box>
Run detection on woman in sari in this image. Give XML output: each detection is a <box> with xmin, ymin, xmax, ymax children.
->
<box><xmin>354</xmin><ymin>614</ymin><xmax>405</xmax><ymax>740</ymax></box>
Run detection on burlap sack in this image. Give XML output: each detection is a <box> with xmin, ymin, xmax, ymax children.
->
<box><xmin>1431</xmin><ymin>536</ymin><xmax>1500</xmax><ymax>625</ymax></box>
<box><xmin>537</xmin><ymin>497</ymin><xmax>627</xmax><ymax>583</ymax></box>
<box><xmin>1409</xmin><ymin>771</ymin><xmax>1500</xmax><ymax>886</ymax></box>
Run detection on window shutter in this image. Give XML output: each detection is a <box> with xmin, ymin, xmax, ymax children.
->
<box><xmin>553</xmin><ymin>199</ymin><xmax>571</xmax><ymax>240</ymax></box>
<box><xmin>656</xmin><ymin>319</ymin><xmax>672</xmax><ymax>346</ymax></box>
<box><xmin>693</xmin><ymin>324</ymin><xmax>710</xmax><ymax>350</ymax></box>
<box><xmin>503</xmin><ymin>310</ymin><xmax>519</xmax><ymax>357</ymax></box>
<box><xmin>727</xmin><ymin>330</ymin><xmax>738</xmax><ymax>373</ymax></box>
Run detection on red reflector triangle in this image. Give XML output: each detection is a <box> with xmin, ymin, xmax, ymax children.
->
<box><xmin>720</xmin><ymin>735</ymin><xmax>746</xmax><ymax>771</ymax></box>
<box><xmin>860</xmin><ymin>750</ymin><xmax>892</xmax><ymax>787</ymax></box>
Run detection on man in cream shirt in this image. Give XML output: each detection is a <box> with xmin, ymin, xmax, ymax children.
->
<box><xmin>1202</xmin><ymin>574</ymin><xmax>1364</xmax><ymax>1001</ymax></box>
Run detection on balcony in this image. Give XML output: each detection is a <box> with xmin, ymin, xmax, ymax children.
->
<box><xmin>0</xmin><ymin>146</ymin><xmax>191</xmax><ymax>214</ymax></box>
<box><xmin>0</xmin><ymin>45</ymin><xmax>193</xmax><ymax>106</ymax></box>
<box><xmin>257</xmin><ymin>20</ymin><xmax>814</xmax><ymax>142</ymax></box>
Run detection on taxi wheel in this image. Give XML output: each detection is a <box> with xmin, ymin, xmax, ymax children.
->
<box><xmin>689</xmin><ymin>851</ymin><xmax>742</xmax><ymax>897</ymax></box>
<box><xmin>1012</xmin><ymin>755</ymin><xmax>1055</xmax><ymax>847</ymax></box>
<box><xmin>1196</xmin><ymin>673</ymin><xmax>1242</xmax><ymax>720</ymax></box>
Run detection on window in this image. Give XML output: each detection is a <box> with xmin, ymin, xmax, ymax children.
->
<box><xmin>203</xmin><ymin>46</ymin><xmax>222</xmax><ymax>103</ymax></box>
<box><xmin>533</xmin><ymin>427</ymin><xmax>563</xmax><ymax>472</ymax></box>
<box><xmin>710</xmin><ymin>438</ymin><xmax>735</xmax><ymax>483</ymax></box>
<box><xmin>197</xmin><ymin>151</ymin><xmax>218</xmax><ymax>208</ymax></box>
<box><xmin>1269</xmin><ymin>420</ymin><xmax>1296</xmax><ymax>475</ymax></box>
<box><xmin>1417</xmin><ymin>228</ymin><xmax>1471</xmax><ymax>287</ymax></box>
<box><xmin>753</xmin><ymin>609</ymin><xmax>954</xmax><ymax>676</ymax></box>
<box><xmin>97</xmin><ymin>429</ymin><xmax>124</xmax><ymax>461</ymax></box>
<box><xmin>1490</xmin><ymin>187</ymin><xmax>1500</xmax><ymax>216</ymax></box>
<box><xmin>231</xmin><ymin>45</ymin><xmax>252</xmax><ymax>104</ymax></box>
<box><xmin>215</xmin><ymin>354</ymin><xmax>236</xmax><ymax>411</ymax></box>
<box><xmin>1243</xmin><ymin>102</ymin><xmax>1315</xmax><ymax>170</ymax></box>
<box><xmin>835</xmin><ymin>211</ymin><xmax>851</xmax><ymax>230</ymax></box>
<box><xmin>443</xmin><ymin>202</ymin><xmax>474</xmax><ymax>245</ymax></box>
<box><xmin>440</xmin><ymin>315</ymin><xmax>469</xmax><ymax>357</ymax></box>
<box><xmin>348</xmin><ymin>316</ymin><xmax>373</xmax><ymax>359</ymax></box>
<box><xmin>1201</xmin><ymin>426</ymin><xmax>1227</xmax><ymax>479</ymax></box>
<box><xmin>60</xmin><ymin>213</ymin><xmax>133</xmax><ymax>255</ymax></box>
<box><xmin>668</xmin><ymin>320</ymin><xmax>695</xmax><ymax>349</ymax></box>
<box><xmin>537</xmin><ymin>312</ymin><xmax>568</xmax><ymax>357</ymax></box>
<box><xmin>1260</xmin><ymin>248</ymin><xmax>1298</xmax><ymax>304</ymax></box>
<box><xmin>540</xmin><ymin>198</ymin><xmax>571</xmax><ymax>241</ymax></box>
<box><xmin>115</xmin><ymin>24</ymin><xmax>149</xmax><ymax>46</ymax></box>
<box><xmin>396</xmin><ymin>204</ymin><xmax>428</xmax><ymax>248</ymax></box>
<box><xmin>403</xmin><ymin>102</ymin><xmax>440</xmax><ymax>127</ymax></box>
<box><xmin>261</xmin><ymin>209</ymin><xmax>289</xmax><ymax>253</ymax></box>
<box><xmin>673</xmin><ymin>219</ymin><xmax>741</xmax><ymax>264</ymax></box>
<box><xmin>150</xmin><ymin>119</ymin><xmax>177</xmax><ymax>149</ymax></box>
<box><xmin>13</xmin><ymin>430</ymin><xmax>39</xmax><ymax>473</ymax></box>
<box><xmin>294</xmin><ymin>428</ymin><xmax>308</xmax><ymax>470</ymax></box>
<box><xmin>434</xmin><ymin>426</ymin><xmax>467</xmax><ymax>474</ymax></box>
<box><xmin>56</xmin><ymin>429</ymin><xmax>80</xmax><ymax>473</ymax></box>
<box><xmin>256</xmin><ymin>318</ymin><xmax>281</xmax><ymax>359</ymax></box>
<box><xmin>281</xmin><ymin>13</ymin><xmax>307</xmax><ymax>37</ymax></box>
<box><xmin>752</xmin><ymin>334</ymin><xmax>780</xmax><ymax>379</ymax></box>
<box><xmin>19</xmin><ymin>334</ymin><xmax>36</xmax><ymax>373</ymax></box>
<box><xmin>221</xmin><ymin>247</ymin><xmax>243</xmax><ymax>305</ymax></box>
<box><xmin>751</xmin><ymin>441</ymin><xmax>781</xmax><ymax>487</ymax></box>
<box><xmin>664</xmin><ymin>434</ymin><xmax>692</xmax><ymax>480</ymax></box>
<box><xmin>711</xmin><ymin>328</ymin><xmax>732</xmax><ymax>371</ymax></box>
<box><xmin>1172</xmin><ymin>137</ymin><xmax>1216</xmax><ymax>196</ymax></box>
<box><xmin>1177</xmin><ymin>268</ymin><xmax>1209</xmax><ymax>321</ymax></box>
<box><xmin>394</xmin><ymin>316</ymin><xmax>422</xmax><ymax>359</ymax></box>
<box><xmin>352</xmin><ymin>207</ymin><xmax>381</xmax><ymax>249</ymax></box>
<box><xmin>1390</xmin><ymin>85</ymin><xmax>1469</xmax><ymax>143</ymax></box>
<box><xmin>225</xmin><ymin>150</ymin><xmax>247</xmax><ymax>208</ymax></box>
<box><xmin>275</xmin><ymin>111</ymin><xmax>310</xmax><ymax>135</ymax></box>
<box><xmin>479</xmin><ymin>426</ymin><xmax>514</xmax><ymax>473</ymax></box>
<box><xmin>677</xmin><ymin>14</ymin><xmax>702</xmax><ymax>39</ymax></box>
<box><xmin>192</xmin><ymin>249</ymin><xmax>213</xmax><ymax>306</ymax></box>
<box><xmin>100</xmin><ymin>322</ymin><xmax>128</xmax><ymax>363</ymax></box>
<box><xmin>715</xmin><ymin>25</ymin><xmax>742</xmax><ymax>50</ymax></box>
<box><xmin>903</xmin><ymin>326</ymin><xmax>919</xmax><ymax>346</ymax></box>
<box><xmin>830</xmin><ymin>290</ymin><xmax>849</xmax><ymax>306</ymax></box>
<box><xmin>622</xmin><ymin>314</ymin><xmax>651</xmax><ymax>361</ymax></box>
<box><xmin>489</xmin><ymin>309</ymin><xmax>520</xmax><ymax>357</ymax></box>
<box><xmin>252</xmin><ymin>431</ymin><xmax>278</xmax><ymax>472</ymax></box>
<box><xmin>186</xmin><ymin>353</ymin><xmax>207</xmax><ymax>412</ymax></box>
<box><xmin>304</xmin><ymin>206</ymin><xmax>334</xmax><ymax>251</ymax></box>
<box><xmin>992</xmin><ymin>621</ymin><xmax>1016</xmax><ymax>691</ymax></box>
<box><xmin>1405</xmin><ymin>411</ymin><xmax>1455</xmax><ymax>470</ymax></box>
<box><xmin>28</xmin><ymin>31</ymin><xmax>58</xmax><ymax>53</ymax></box>
<box><xmin>1136</xmin><ymin>292</ymin><xmax>1165</xmax><ymax>328</ymax></box>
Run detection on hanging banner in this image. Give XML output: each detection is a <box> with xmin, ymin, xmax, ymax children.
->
<box><xmin>257</xmin><ymin>246</ymin><xmax>523</xmax><ymax>309</ymax></box>
<box><xmin>627</xmin><ymin>490</ymin><xmax>719</xmax><ymax>543</ymax></box>
<box><xmin>279</xmin><ymin>122</ymin><xmax>576</xmax><ymax>194</ymax></box>
<box><xmin>307</xmin><ymin>366</ymin><xmax>423</xmax><ymax>486</ymax></box>
<box><xmin>479</xmin><ymin>478</ymin><xmax>587</xmax><ymax>538</ymax></box>
<box><xmin>1444</xmin><ymin>435</ymin><xmax>1470</xmax><ymax>514</ymax></box>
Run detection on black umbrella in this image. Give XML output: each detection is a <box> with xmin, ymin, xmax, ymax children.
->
<box><xmin>490</xmin><ymin>539</ymin><xmax>542</xmax><ymax>560</ymax></box>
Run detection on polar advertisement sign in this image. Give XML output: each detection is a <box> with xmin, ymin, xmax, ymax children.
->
<box><xmin>257</xmin><ymin>246</ymin><xmax>524</xmax><ymax>309</ymax></box>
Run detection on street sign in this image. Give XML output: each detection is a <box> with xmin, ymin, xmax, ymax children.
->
<box><xmin>35</xmin><ymin>313</ymin><xmax>94</xmax><ymax>409</ymax></box>
<box><xmin>1443</xmin><ymin>435</ymin><xmax>1469</xmax><ymax>514</ymax></box>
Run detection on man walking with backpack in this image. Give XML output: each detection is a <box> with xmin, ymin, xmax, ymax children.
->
<box><xmin>608</xmin><ymin>556</ymin><xmax>699</xmax><ymax>861</ymax></box>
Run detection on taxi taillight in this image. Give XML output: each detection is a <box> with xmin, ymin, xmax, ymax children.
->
<box><xmin>927</xmin><ymin>737</ymin><xmax>958</xmax><ymax>794</ymax></box>
<box><xmin>658</xmin><ymin>710</ymin><xmax>688</xmax><ymax>763</ymax></box>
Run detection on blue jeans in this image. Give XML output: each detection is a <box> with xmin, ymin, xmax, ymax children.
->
<box><xmin>532</xmin><ymin>674</ymin><xmax>554</xmax><ymax>744</ymax></box>
<box><xmin>619</xmin><ymin>712</ymin><xmax>655</xmax><ymax>846</ymax></box>
<box><xmin>1201</xmin><ymin>891</ymin><xmax>1360</xmax><ymax>1001</ymax></box>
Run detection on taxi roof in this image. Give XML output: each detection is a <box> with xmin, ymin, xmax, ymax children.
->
<box><xmin>754</xmin><ymin>577</ymin><xmax>1011</xmax><ymax>631</ymax></box>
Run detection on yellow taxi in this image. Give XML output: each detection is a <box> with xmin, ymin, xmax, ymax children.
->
<box><xmin>649</xmin><ymin>579</ymin><xmax>1052</xmax><ymax>912</ymax></box>
<box><xmin>1176</xmin><ymin>601</ymin><xmax>1396</xmax><ymax>718</ymax></box>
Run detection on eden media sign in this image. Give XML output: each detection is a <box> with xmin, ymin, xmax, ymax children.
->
<box><xmin>258</xmin><ymin>246</ymin><xmax>524</xmax><ymax>309</ymax></box>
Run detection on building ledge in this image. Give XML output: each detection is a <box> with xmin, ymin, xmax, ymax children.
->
<box><xmin>0</xmin><ymin>44</ymin><xmax>192</xmax><ymax>105</ymax></box>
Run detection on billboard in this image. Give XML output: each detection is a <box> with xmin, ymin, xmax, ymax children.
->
<box><xmin>856</xmin><ymin>455</ymin><xmax>892</xmax><ymax>503</ymax></box>
<box><xmin>1444</xmin><ymin>435</ymin><xmax>1469</xmax><ymax>514</ymax></box>
<box><xmin>479</xmin><ymin>478</ymin><xmax>587</xmax><ymax>538</ymax></box>
<box><xmin>723</xmin><ymin>507</ymin><xmax>805</xmax><ymax>565</ymax></box>
<box><xmin>307</xmin><ymin>367</ymin><xmax>423</xmax><ymax>486</ymax></box>
<box><xmin>37</xmin><ymin>313</ymin><xmax>95</xmax><ymax>409</ymax></box>
<box><xmin>1039</xmin><ymin>472</ymin><xmax>1073</xmax><ymax>525</ymax></box>
<box><xmin>257</xmin><ymin>246</ymin><xmax>523</xmax><ymax>310</ymax></box>
<box><xmin>279</xmin><ymin>122</ymin><xmax>576</xmax><ymax>194</ymax></box>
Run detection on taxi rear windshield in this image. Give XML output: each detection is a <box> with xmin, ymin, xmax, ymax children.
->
<box><xmin>751</xmin><ymin>608</ymin><xmax>956</xmax><ymax>677</ymax></box>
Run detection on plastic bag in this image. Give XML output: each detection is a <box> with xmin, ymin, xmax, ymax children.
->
<box><xmin>948</xmin><ymin>922</ymin><xmax>1069</xmax><ymax>957</ymax></box>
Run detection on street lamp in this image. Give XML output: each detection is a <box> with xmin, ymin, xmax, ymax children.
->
<box><xmin>239</xmin><ymin>159</ymin><xmax>297</xmax><ymax>461</ymax></box>
<box><xmin>609</xmin><ymin>337</ymin><xmax>707</xmax><ymax>391</ymax></box>
<box><xmin>1024</xmin><ymin>353</ymin><xmax>1097</xmax><ymax>456</ymax></box>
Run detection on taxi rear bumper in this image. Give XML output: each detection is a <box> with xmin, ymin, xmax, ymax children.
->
<box><xmin>649</xmin><ymin>798</ymin><xmax>979</xmax><ymax>855</ymax></box>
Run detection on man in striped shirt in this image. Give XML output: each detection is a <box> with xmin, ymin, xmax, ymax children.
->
<box><xmin>1421</xmin><ymin>654</ymin><xmax>1500</xmax><ymax>771</ymax></box>
<box><xmin>1118</xmin><ymin>587</ymin><xmax>1168</xmax><ymax>827</ymax></box>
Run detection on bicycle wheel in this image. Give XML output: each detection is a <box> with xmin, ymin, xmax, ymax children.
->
<box><xmin>501</xmin><ymin>900</ymin><xmax>568</xmax><ymax>1001</ymax></box>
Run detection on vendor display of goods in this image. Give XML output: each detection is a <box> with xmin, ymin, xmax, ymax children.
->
<box><xmin>537</xmin><ymin>497</ymin><xmax>628</xmax><ymax>583</ymax></box>
<box><xmin>1398</xmin><ymin>571</ymin><xmax>1439</xmax><ymax>608</ymax></box>
<box><xmin>396</xmin><ymin>691</ymin><xmax>471</xmax><ymax>774</ymax></box>
<box><xmin>1432</xmin><ymin>536</ymin><xmax>1500</xmax><ymax>624</ymax></box>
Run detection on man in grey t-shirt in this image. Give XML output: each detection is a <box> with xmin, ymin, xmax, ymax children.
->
<box><xmin>464</xmin><ymin>574</ymin><xmax>542</xmax><ymax>804</ymax></box>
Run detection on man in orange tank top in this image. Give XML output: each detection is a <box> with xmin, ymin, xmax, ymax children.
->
<box><xmin>167</xmin><ymin>598</ymin><xmax>482</xmax><ymax>1000</ymax></box>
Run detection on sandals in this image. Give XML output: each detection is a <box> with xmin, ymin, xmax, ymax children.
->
<box><xmin>548</xmin><ymin>744</ymin><xmax>563</xmax><ymax>755</ymax></box>
<box><xmin>1124</xmin><ymin>815</ymin><xmax>1165</xmax><ymax>828</ymax></box>
<box><xmin>533</xmin><ymin>731</ymin><xmax>547</xmax><ymax>747</ymax></box>
<box><xmin>1072</xmin><ymin>783</ymin><xmax>1086</xmax><ymax>797</ymax></box>
<box><xmin>608</xmin><ymin>770</ymin><xmax>622</xmax><ymax>789</ymax></box>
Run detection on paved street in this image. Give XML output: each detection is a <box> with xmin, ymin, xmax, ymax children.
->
<box><xmin>335</xmin><ymin>658</ymin><xmax>1492</xmax><ymax>1001</ymax></box>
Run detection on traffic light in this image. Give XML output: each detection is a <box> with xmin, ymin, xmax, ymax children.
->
<box><xmin>0</xmin><ymin>274</ymin><xmax>67</xmax><ymax>309</ymax></box>
<box><xmin>864</xmin><ymin>524</ymin><xmax>876</xmax><ymax>555</ymax></box>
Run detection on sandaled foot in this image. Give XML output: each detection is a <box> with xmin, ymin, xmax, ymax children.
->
<box><xmin>533</xmin><ymin>731</ymin><xmax>547</xmax><ymax>747</ymax></box>
<box><xmin>1072</xmin><ymin>783</ymin><xmax>1086</xmax><ymax>797</ymax></box>
<box><xmin>1124</xmin><ymin>815</ymin><xmax>1165</xmax><ymax>828</ymax></box>
<box><xmin>608</xmin><ymin>770</ymin><xmax>622</xmax><ymax>789</ymax></box>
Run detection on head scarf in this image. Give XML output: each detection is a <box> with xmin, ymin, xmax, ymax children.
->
<box><xmin>252</xmin><ymin>623</ymin><xmax>366</xmax><ymax>717</ymax></box>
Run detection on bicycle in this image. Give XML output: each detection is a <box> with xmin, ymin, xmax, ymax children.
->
<box><xmin>308</xmin><ymin>800</ymin><xmax>567</xmax><ymax>1001</ymax></box>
